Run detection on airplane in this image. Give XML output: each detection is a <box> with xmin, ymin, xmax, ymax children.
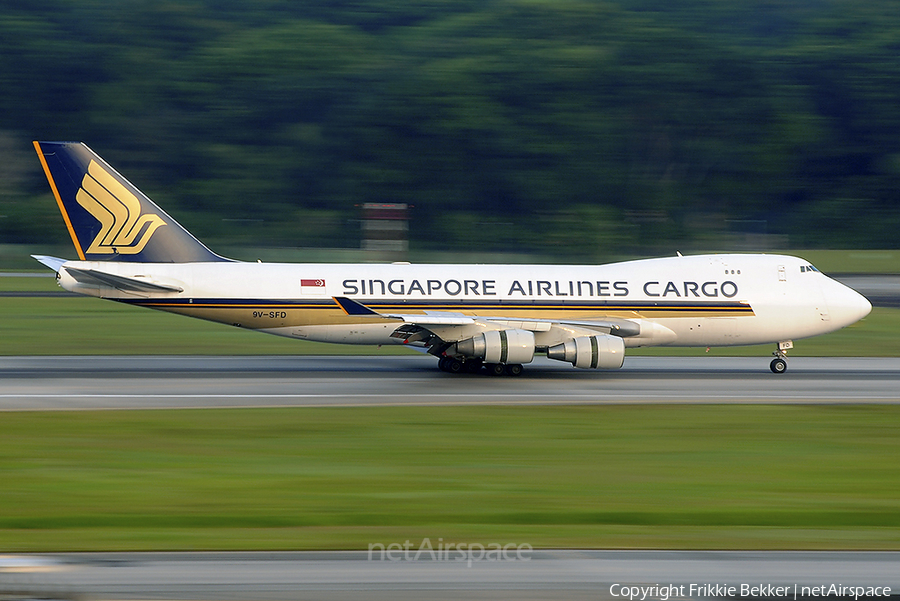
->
<box><xmin>31</xmin><ymin>141</ymin><xmax>872</xmax><ymax>375</ymax></box>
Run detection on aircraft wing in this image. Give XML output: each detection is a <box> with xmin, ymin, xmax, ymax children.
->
<box><xmin>332</xmin><ymin>296</ymin><xmax>639</xmax><ymax>337</ymax></box>
<box><xmin>333</xmin><ymin>296</ymin><xmax>476</xmax><ymax>325</ymax></box>
<box><xmin>63</xmin><ymin>266</ymin><xmax>184</xmax><ymax>293</ymax></box>
<box><xmin>486</xmin><ymin>316</ymin><xmax>640</xmax><ymax>337</ymax></box>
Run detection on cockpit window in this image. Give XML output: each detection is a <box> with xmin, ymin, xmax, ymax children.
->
<box><xmin>800</xmin><ymin>264</ymin><xmax>819</xmax><ymax>273</ymax></box>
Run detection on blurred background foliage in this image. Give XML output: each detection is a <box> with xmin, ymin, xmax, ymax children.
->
<box><xmin>1</xmin><ymin>0</ymin><xmax>899</xmax><ymax>261</ymax></box>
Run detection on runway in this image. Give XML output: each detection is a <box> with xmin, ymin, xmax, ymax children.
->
<box><xmin>2</xmin><ymin>550</ymin><xmax>899</xmax><ymax>601</ymax></box>
<box><xmin>0</xmin><ymin>355</ymin><xmax>898</xmax><ymax>410</ymax></box>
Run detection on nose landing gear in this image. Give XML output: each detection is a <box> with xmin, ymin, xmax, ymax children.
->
<box><xmin>770</xmin><ymin>356</ymin><xmax>787</xmax><ymax>374</ymax></box>
<box><xmin>770</xmin><ymin>340</ymin><xmax>792</xmax><ymax>374</ymax></box>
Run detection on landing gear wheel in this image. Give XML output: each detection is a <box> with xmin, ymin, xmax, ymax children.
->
<box><xmin>488</xmin><ymin>363</ymin><xmax>506</xmax><ymax>377</ymax></box>
<box><xmin>770</xmin><ymin>341</ymin><xmax>791</xmax><ymax>375</ymax></box>
<box><xmin>438</xmin><ymin>357</ymin><xmax>450</xmax><ymax>372</ymax></box>
<box><xmin>506</xmin><ymin>364</ymin><xmax>523</xmax><ymax>377</ymax></box>
<box><xmin>446</xmin><ymin>358</ymin><xmax>464</xmax><ymax>374</ymax></box>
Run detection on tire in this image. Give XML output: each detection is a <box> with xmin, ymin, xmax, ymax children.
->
<box><xmin>447</xmin><ymin>359</ymin><xmax>464</xmax><ymax>374</ymax></box>
<box><xmin>506</xmin><ymin>364</ymin><xmax>523</xmax><ymax>377</ymax></box>
<box><xmin>488</xmin><ymin>363</ymin><xmax>506</xmax><ymax>376</ymax></box>
<box><xmin>770</xmin><ymin>358</ymin><xmax>787</xmax><ymax>374</ymax></box>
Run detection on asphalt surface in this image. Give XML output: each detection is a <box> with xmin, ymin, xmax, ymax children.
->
<box><xmin>2</xmin><ymin>550</ymin><xmax>899</xmax><ymax>601</ymax></box>
<box><xmin>0</xmin><ymin>355</ymin><xmax>898</xmax><ymax>410</ymax></box>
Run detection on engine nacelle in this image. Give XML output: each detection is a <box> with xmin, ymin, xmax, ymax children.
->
<box><xmin>547</xmin><ymin>334</ymin><xmax>625</xmax><ymax>369</ymax></box>
<box><xmin>456</xmin><ymin>329</ymin><xmax>535</xmax><ymax>364</ymax></box>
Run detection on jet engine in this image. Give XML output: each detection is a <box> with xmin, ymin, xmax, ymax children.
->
<box><xmin>547</xmin><ymin>334</ymin><xmax>625</xmax><ymax>369</ymax></box>
<box><xmin>456</xmin><ymin>329</ymin><xmax>535</xmax><ymax>365</ymax></box>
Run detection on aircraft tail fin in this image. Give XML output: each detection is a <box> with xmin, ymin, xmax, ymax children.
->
<box><xmin>33</xmin><ymin>141</ymin><xmax>230</xmax><ymax>263</ymax></box>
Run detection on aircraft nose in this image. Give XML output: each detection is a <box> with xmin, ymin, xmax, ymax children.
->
<box><xmin>826</xmin><ymin>278</ymin><xmax>872</xmax><ymax>326</ymax></box>
<box><xmin>857</xmin><ymin>291</ymin><xmax>873</xmax><ymax>320</ymax></box>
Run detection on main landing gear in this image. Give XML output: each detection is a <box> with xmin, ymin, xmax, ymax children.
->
<box><xmin>438</xmin><ymin>357</ymin><xmax>524</xmax><ymax>376</ymax></box>
<box><xmin>770</xmin><ymin>340</ymin><xmax>792</xmax><ymax>374</ymax></box>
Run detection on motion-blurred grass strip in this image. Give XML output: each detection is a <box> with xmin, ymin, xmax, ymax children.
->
<box><xmin>0</xmin><ymin>296</ymin><xmax>411</xmax><ymax>356</ymax></box>
<box><xmin>0</xmin><ymin>295</ymin><xmax>894</xmax><ymax>355</ymax></box>
<box><xmin>0</xmin><ymin>405</ymin><xmax>898</xmax><ymax>551</ymax></box>
<box><xmin>0</xmin><ymin>274</ymin><xmax>59</xmax><ymax>292</ymax></box>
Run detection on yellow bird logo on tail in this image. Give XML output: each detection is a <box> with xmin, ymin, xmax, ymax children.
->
<box><xmin>76</xmin><ymin>160</ymin><xmax>166</xmax><ymax>255</ymax></box>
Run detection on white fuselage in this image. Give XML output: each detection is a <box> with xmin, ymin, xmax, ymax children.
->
<box><xmin>56</xmin><ymin>253</ymin><xmax>871</xmax><ymax>350</ymax></box>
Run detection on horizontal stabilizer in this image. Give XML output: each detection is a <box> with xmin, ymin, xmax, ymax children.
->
<box><xmin>31</xmin><ymin>255</ymin><xmax>67</xmax><ymax>273</ymax></box>
<box><xmin>63</xmin><ymin>266</ymin><xmax>183</xmax><ymax>293</ymax></box>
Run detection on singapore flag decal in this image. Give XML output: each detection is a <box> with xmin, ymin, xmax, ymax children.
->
<box><xmin>300</xmin><ymin>278</ymin><xmax>326</xmax><ymax>295</ymax></box>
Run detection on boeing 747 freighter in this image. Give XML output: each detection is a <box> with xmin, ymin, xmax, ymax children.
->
<box><xmin>32</xmin><ymin>141</ymin><xmax>871</xmax><ymax>375</ymax></box>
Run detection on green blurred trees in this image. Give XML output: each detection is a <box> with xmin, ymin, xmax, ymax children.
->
<box><xmin>1</xmin><ymin>0</ymin><xmax>899</xmax><ymax>258</ymax></box>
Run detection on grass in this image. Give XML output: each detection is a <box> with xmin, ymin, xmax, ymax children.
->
<box><xmin>0</xmin><ymin>296</ymin><xmax>411</xmax><ymax>356</ymax></box>
<box><xmin>0</xmin><ymin>405</ymin><xmax>898</xmax><ymax>551</ymax></box>
<box><xmin>0</xmin><ymin>294</ymin><xmax>894</xmax><ymax>356</ymax></box>
<box><xmin>0</xmin><ymin>273</ymin><xmax>58</xmax><ymax>292</ymax></box>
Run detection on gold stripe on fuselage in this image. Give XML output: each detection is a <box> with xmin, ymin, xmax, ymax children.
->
<box><xmin>124</xmin><ymin>300</ymin><xmax>754</xmax><ymax>330</ymax></box>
